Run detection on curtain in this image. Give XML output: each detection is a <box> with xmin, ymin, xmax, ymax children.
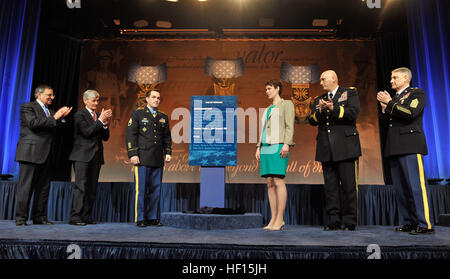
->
<box><xmin>407</xmin><ymin>0</ymin><xmax>450</xmax><ymax>179</ymax></box>
<box><xmin>31</xmin><ymin>29</ymin><xmax>83</xmax><ymax>181</ymax></box>
<box><xmin>375</xmin><ymin>32</ymin><xmax>411</xmax><ymax>184</ymax></box>
<box><xmin>0</xmin><ymin>0</ymin><xmax>41</xmax><ymax>177</ymax></box>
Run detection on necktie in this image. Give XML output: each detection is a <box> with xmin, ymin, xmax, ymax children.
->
<box><xmin>43</xmin><ymin>106</ymin><xmax>50</xmax><ymax>117</ymax></box>
<box><xmin>328</xmin><ymin>92</ymin><xmax>333</xmax><ymax>100</ymax></box>
<box><xmin>93</xmin><ymin>111</ymin><xmax>99</xmax><ymax>152</ymax></box>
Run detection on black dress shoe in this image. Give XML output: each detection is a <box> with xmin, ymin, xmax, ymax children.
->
<box><xmin>324</xmin><ymin>224</ymin><xmax>341</xmax><ymax>231</ymax></box>
<box><xmin>33</xmin><ymin>220</ymin><xmax>54</xmax><ymax>225</ymax></box>
<box><xmin>69</xmin><ymin>220</ymin><xmax>87</xmax><ymax>226</ymax></box>
<box><xmin>83</xmin><ymin>218</ymin><xmax>97</xmax><ymax>225</ymax></box>
<box><xmin>148</xmin><ymin>219</ymin><xmax>163</xmax><ymax>227</ymax></box>
<box><xmin>343</xmin><ymin>225</ymin><xmax>356</xmax><ymax>231</ymax></box>
<box><xmin>394</xmin><ymin>224</ymin><xmax>414</xmax><ymax>232</ymax></box>
<box><xmin>136</xmin><ymin>221</ymin><xmax>147</xmax><ymax>227</ymax></box>
<box><xmin>408</xmin><ymin>226</ymin><xmax>435</xmax><ymax>235</ymax></box>
<box><xmin>15</xmin><ymin>221</ymin><xmax>27</xmax><ymax>226</ymax></box>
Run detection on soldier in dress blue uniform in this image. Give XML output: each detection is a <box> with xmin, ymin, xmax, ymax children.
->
<box><xmin>308</xmin><ymin>70</ymin><xmax>361</xmax><ymax>231</ymax></box>
<box><xmin>377</xmin><ymin>67</ymin><xmax>434</xmax><ymax>234</ymax></box>
<box><xmin>126</xmin><ymin>90</ymin><xmax>172</xmax><ymax>227</ymax></box>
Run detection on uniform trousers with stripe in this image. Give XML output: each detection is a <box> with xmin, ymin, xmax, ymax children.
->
<box><xmin>389</xmin><ymin>154</ymin><xmax>432</xmax><ymax>229</ymax></box>
<box><xmin>134</xmin><ymin>165</ymin><xmax>163</xmax><ymax>222</ymax></box>
<box><xmin>321</xmin><ymin>158</ymin><xmax>359</xmax><ymax>227</ymax></box>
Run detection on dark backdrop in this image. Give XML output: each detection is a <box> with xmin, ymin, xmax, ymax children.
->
<box><xmin>31</xmin><ymin>28</ymin><xmax>83</xmax><ymax>181</ymax></box>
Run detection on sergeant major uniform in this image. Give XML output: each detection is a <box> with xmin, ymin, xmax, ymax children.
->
<box><xmin>380</xmin><ymin>86</ymin><xmax>433</xmax><ymax>233</ymax></box>
<box><xmin>126</xmin><ymin>106</ymin><xmax>172</xmax><ymax>225</ymax></box>
<box><xmin>308</xmin><ymin>86</ymin><xmax>361</xmax><ymax>230</ymax></box>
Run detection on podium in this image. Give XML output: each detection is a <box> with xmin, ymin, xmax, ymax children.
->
<box><xmin>160</xmin><ymin>96</ymin><xmax>263</xmax><ymax>229</ymax></box>
<box><xmin>200</xmin><ymin>167</ymin><xmax>225</xmax><ymax>208</ymax></box>
<box><xmin>189</xmin><ymin>95</ymin><xmax>237</xmax><ymax>207</ymax></box>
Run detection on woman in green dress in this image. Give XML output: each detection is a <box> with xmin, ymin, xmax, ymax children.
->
<box><xmin>256</xmin><ymin>79</ymin><xmax>295</xmax><ymax>231</ymax></box>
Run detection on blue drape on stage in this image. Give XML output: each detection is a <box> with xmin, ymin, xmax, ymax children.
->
<box><xmin>1</xmin><ymin>182</ymin><xmax>449</xmax><ymax>225</ymax></box>
<box><xmin>0</xmin><ymin>0</ymin><xmax>41</xmax><ymax>177</ymax></box>
<box><xmin>407</xmin><ymin>0</ymin><xmax>450</xmax><ymax>178</ymax></box>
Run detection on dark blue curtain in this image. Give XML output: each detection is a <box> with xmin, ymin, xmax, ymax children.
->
<box><xmin>407</xmin><ymin>0</ymin><xmax>450</xmax><ymax>178</ymax></box>
<box><xmin>1</xmin><ymin>182</ymin><xmax>449</xmax><ymax>225</ymax></box>
<box><xmin>0</xmin><ymin>0</ymin><xmax>41</xmax><ymax>177</ymax></box>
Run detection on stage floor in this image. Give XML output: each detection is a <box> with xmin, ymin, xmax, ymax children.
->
<box><xmin>0</xmin><ymin>220</ymin><xmax>449</xmax><ymax>247</ymax></box>
<box><xmin>1</xmin><ymin>220</ymin><xmax>450</xmax><ymax>259</ymax></box>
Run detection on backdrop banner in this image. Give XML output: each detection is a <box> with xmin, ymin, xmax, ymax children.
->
<box><xmin>79</xmin><ymin>39</ymin><xmax>382</xmax><ymax>184</ymax></box>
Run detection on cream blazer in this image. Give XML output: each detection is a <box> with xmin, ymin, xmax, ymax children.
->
<box><xmin>257</xmin><ymin>99</ymin><xmax>295</xmax><ymax>148</ymax></box>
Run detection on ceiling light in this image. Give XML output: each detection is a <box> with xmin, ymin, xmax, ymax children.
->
<box><xmin>156</xmin><ymin>20</ymin><xmax>172</xmax><ymax>28</ymax></box>
<box><xmin>312</xmin><ymin>19</ymin><xmax>328</xmax><ymax>27</ymax></box>
<box><xmin>134</xmin><ymin>20</ymin><xmax>149</xmax><ymax>28</ymax></box>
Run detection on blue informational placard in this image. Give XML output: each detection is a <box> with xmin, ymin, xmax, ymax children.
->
<box><xmin>189</xmin><ymin>96</ymin><xmax>237</xmax><ymax>166</ymax></box>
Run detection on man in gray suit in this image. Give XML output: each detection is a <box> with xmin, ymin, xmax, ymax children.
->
<box><xmin>15</xmin><ymin>84</ymin><xmax>72</xmax><ymax>226</ymax></box>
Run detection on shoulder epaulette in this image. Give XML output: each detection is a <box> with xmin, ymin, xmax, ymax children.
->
<box><xmin>136</xmin><ymin>107</ymin><xmax>145</xmax><ymax>110</ymax></box>
<box><xmin>159</xmin><ymin>110</ymin><xmax>167</xmax><ymax>116</ymax></box>
<box><xmin>348</xmin><ymin>87</ymin><xmax>357</xmax><ymax>90</ymax></box>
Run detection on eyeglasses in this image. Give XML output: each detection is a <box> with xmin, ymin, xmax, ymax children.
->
<box><xmin>41</xmin><ymin>93</ymin><xmax>55</xmax><ymax>97</ymax></box>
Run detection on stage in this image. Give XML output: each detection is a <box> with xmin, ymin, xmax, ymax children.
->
<box><xmin>1</xmin><ymin>220</ymin><xmax>449</xmax><ymax>259</ymax></box>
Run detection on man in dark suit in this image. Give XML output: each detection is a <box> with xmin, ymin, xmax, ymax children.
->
<box><xmin>377</xmin><ymin>67</ymin><xmax>434</xmax><ymax>234</ymax></box>
<box><xmin>15</xmin><ymin>84</ymin><xmax>72</xmax><ymax>226</ymax></box>
<box><xmin>126</xmin><ymin>90</ymin><xmax>172</xmax><ymax>227</ymax></box>
<box><xmin>68</xmin><ymin>90</ymin><xmax>112</xmax><ymax>226</ymax></box>
<box><xmin>308</xmin><ymin>70</ymin><xmax>361</xmax><ymax>231</ymax></box>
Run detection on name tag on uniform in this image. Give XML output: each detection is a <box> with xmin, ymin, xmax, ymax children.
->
<box><xmin>141</xmin><ymin>118</ymin><xmax>149</xmax><ymax>124</ymax></box>
<box><xmin>159</xmin><ymin>118</ymin><xmax>166</xmax><ymax>123</ymax></box>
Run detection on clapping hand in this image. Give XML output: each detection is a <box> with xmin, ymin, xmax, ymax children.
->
<box><xmin>54</xmin><ymin>106</ymin><xmax>72</xmax><ymax>120</ymax></box>
<box><xmin>377</xmin><ymin>91</ymin><xmax>392</xmax><ymax>104</ymax></box>
<box><xmin>377</xmin><ymin>91</ymin><xmax>391</xmax><ymax>112</ymax></box>
<box><xmin>99</xmin><ymin>108</ymin><xmax>113</xmax><ymax>125</ymax></box>
<box><xmin>318</xmin><ymin>99</ymin><xmax>333</xmax><ymax>112</ymax></box>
